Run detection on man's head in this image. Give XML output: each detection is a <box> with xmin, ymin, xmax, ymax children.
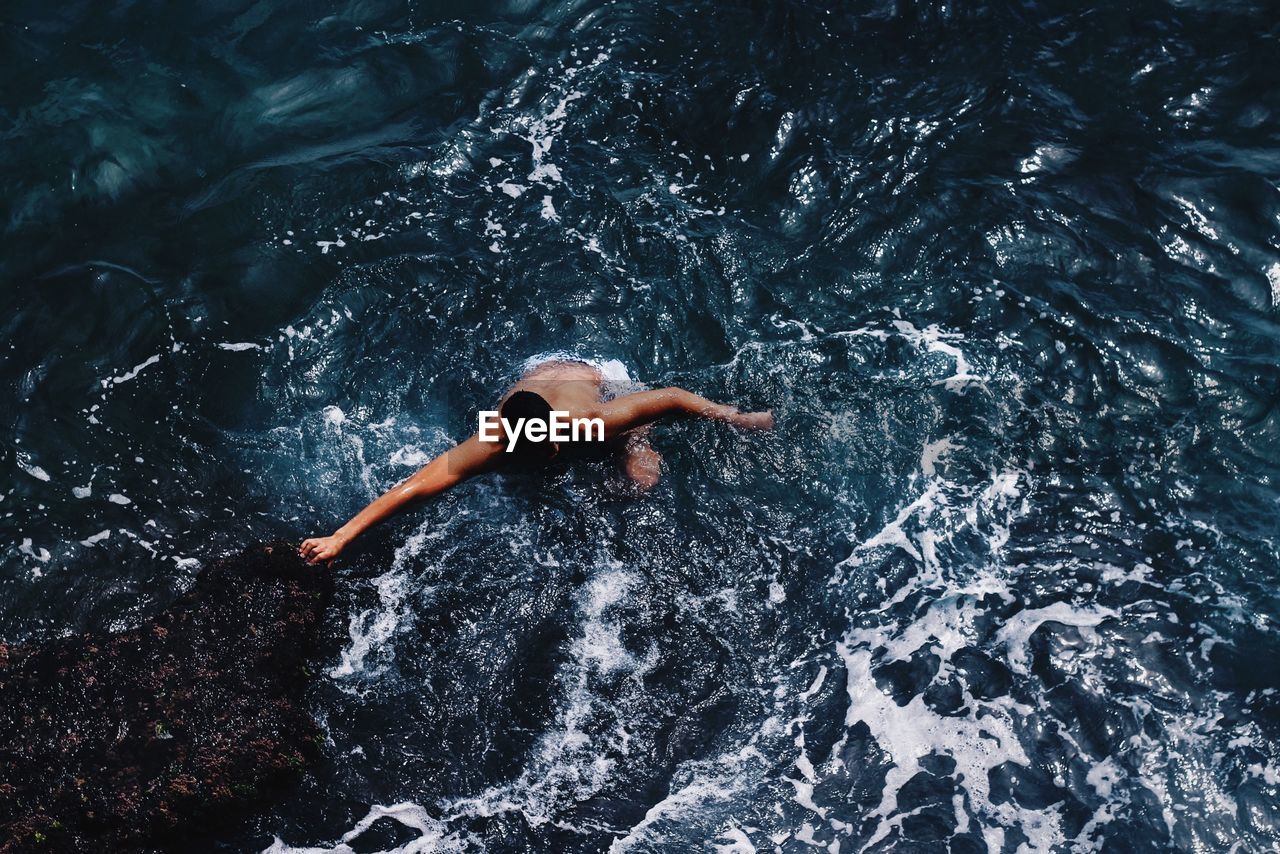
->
<box><xmin>500</xmin><ymin>390</ymin><xmax>558</xmax><ymax>467</ymax></box>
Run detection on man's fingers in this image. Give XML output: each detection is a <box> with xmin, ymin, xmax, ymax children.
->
<box><xmin>300</xmin><ymin>536</ymin><xmax>342</xmax><ymax>567</ymax></box>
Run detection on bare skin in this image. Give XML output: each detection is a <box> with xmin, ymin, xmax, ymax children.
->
<box><xmin>299</xmin><ymin>360</ymin><xmax>773</xmax><ymax>565</ymax></box>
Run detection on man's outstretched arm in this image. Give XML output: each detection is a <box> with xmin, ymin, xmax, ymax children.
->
<box><xmin>595</xmin><ymin>387</ymin><xmax>774</xmax><ymax>438</ymax></box>
<box><xmin>300</xmin><ymin>433</ymin><xmax>497</xmax><ymax>565</ymax></box>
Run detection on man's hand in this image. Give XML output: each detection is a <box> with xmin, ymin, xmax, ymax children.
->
<box><xmin>730</xmin><ymin>409</ymin><xmax>775</xmax><ymax>430</ymax></box>
<box><xmin>299</xmin><ymin>533</ymin><xmax>347</xmax><ymax>566</ymax></box>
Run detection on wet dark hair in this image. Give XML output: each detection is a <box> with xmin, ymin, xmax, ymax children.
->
<box><xmin>500</xmin><ymin>390</ymin><xmax>556</xmax><ymax>467</ymax></box>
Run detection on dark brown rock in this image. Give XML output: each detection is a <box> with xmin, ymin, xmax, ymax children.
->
<box><xmin>0</xmin><ymin>543</ymin><xmax>332</xmax><ymax>852</ymax></box>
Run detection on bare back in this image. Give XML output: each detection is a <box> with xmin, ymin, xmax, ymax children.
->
<box><xmin>501</xmin><ymin>359</ymin><xmax>608</xmax><ymax>417</ymax></box>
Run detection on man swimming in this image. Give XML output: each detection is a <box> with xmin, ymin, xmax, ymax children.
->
<box><xmin>299</xmin><ymin>358</ymin><xmax>773</xmax><ymax>565</ymax></box>
<box><xmin>299</xmin><ymin>361</ymin><xmax>768</xmax><ymax>568</ymax></box>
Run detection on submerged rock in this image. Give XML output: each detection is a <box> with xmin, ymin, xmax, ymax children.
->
<box><xmin>0</xmin><ymin>544</ymin><xmax>332</xmax><ymax>852</ymax></box>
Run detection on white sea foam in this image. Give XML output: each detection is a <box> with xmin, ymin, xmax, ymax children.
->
<box><xmin>609</xmin><ymin>744</ymin><xmax>766</xmax><ymax>852</ymax></box>
<box><xmin>995</xmin><ymin>601</ymin><xmax>1117</xmax><ymax>674</ymax></box>
<box><xmin>18</xmin><ymin>450</ymin><xmax>51</xmax><ymax>482</ymax></box>
<box><xmin>920</xmin><ymin>437</ymin><xmax>959</xmax><ymax>477</ymax></box>
<box><xmin>101</xmin><ymin>353</ymin><xmax>161</xmax><ymax>387</ymax></box>
<box><xmin>328</xmin><ymin>568</ymin><xmax>412</xmax><ymax>679</ymax></box>
<box><xmin>328</xmin><ymin>518</ymin><xmax>439</xmax><ymax>681</ymax></box>
<box><xmin>837</xmin><ymin>637</ymin><xmax>1059</xmax><ymax>850</ymax></box>
<box><xmin>80</xmin><ymin>529</ymin><xmax>111</xmax><ymax>546</ymax></box>
<box><xmin>889</xmin><ymin>319</ymin><xmax>985</xmax><ymax>393</ymax></box>
<box><xmin>19</xmin><ymin>538</ymin><xmax>52</xmax><ymax>562</ymax></box>
<box><xmin>794</xmin><ymin>390</ymin><xmax>1071</xmax><ymax>850</ymax></box>
<box><xmin>710</xmin><ymin>825</ymin><xmax>756</xmax><ymax>853</ymax></box>
<box><xmin>540</xmin><ymin>194</ymin><xmax>559</xmax><ymax>222</ymax></box>
<box><xmin>445</xmin><ymin>562</ymin><xmax>648</xmax><ymax>828</ymax></box>
<box><xmin>520</xmin><ymin>67</ymin><xmax>592</xmax><ymax>186</ymax></box>
<box><xmin>263</xmin><ymin>802</ymin><xmax>472</xmax><ymax>853</ymax></box>
<box><xmin>387</xmin><ymin>445</ymin><xmax>433</xmax><ymax>467</ymax></box>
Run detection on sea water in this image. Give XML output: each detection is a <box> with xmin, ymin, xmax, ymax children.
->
<box><xmin>2</xmin><ymin>1</ymin><xmax>1279</xmax><ymax>851</ymax></box>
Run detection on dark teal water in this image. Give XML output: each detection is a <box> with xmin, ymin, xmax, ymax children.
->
<box><xmin>4</xmin><ymin>1</ymin><xmax>1280</xmax><ymax>851</ymax></box>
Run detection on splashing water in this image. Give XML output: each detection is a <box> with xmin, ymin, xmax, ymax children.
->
<box><xmin>3</xmin><ymin>0</ymin><xmax>1279</xmax><ymax>851</ymax></box>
